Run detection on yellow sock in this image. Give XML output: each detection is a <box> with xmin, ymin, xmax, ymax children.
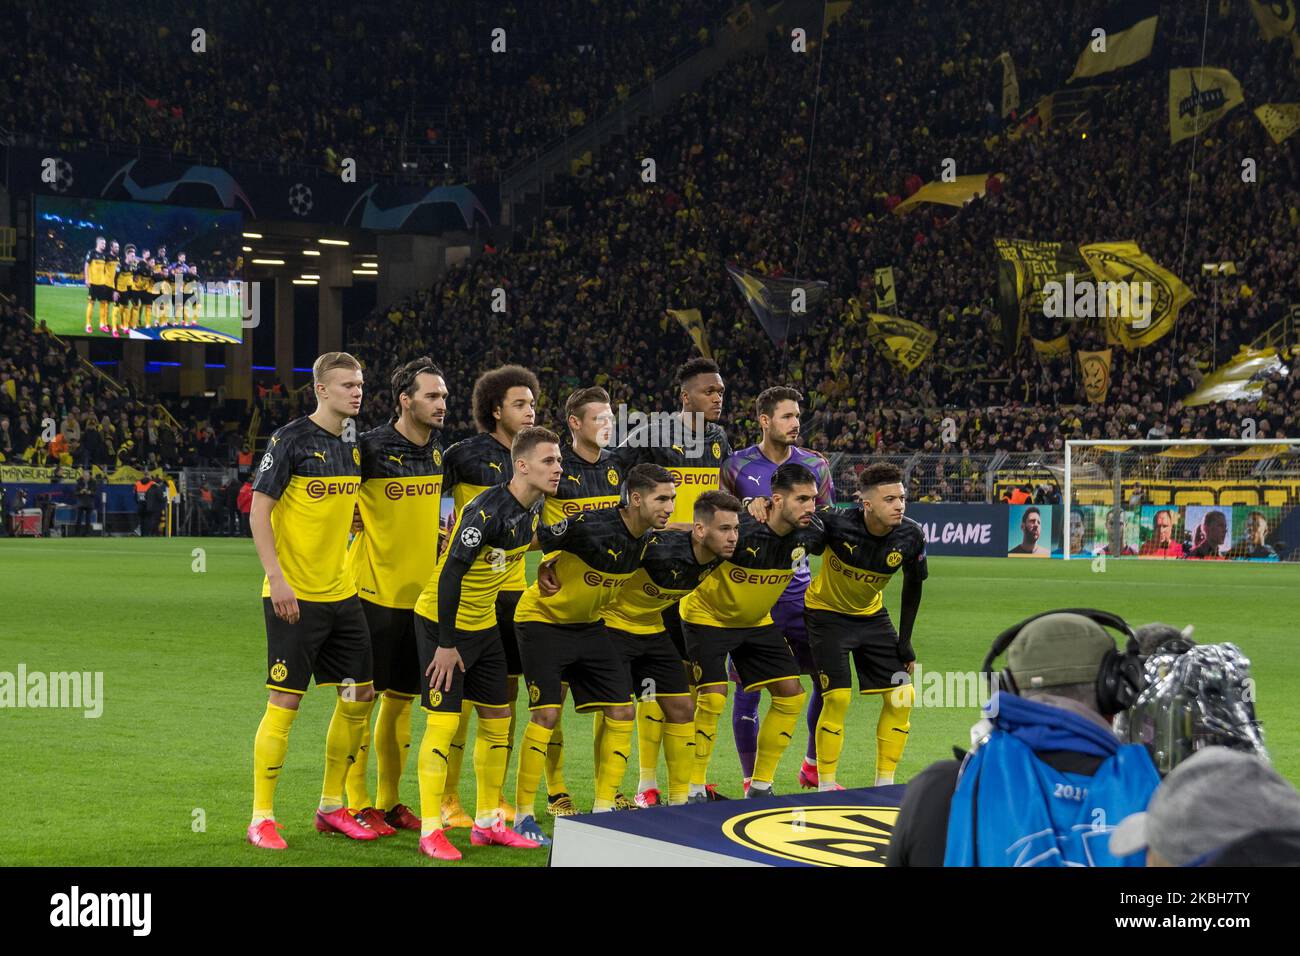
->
<box><xmin>753</xmin><ymin>692</ymin><xmax>806</xmax><ymax>785</ymax></box>
<box><xmin>591</xmin><ymin>710</ymin><xmax>604</xmax><ymax>770</ymax></box>
<box><xmin>593</xmin><ymin>717</ymin><xmax>634</xmax><ymax>811</ymax></box>
<box><xmin>252</xmin><ymin>702</ymin><xmax>297</xmax><ymax>821</ymax></box>
<box><xmin>85</xmin><ymin>300</ymin><xmax>94</xmax><ymax>327</ymax></box>
<box><xmin>374</xmin><ymin>693</ymin><xmax>413</xmax><ymax>811</ymax></box>
<box><xmin>443</xmin><ymin>701</ymin><xmax>472</xmax><ymax>806</ymax></box>
<box><xmin>663</xmin><ymin>720</ymin><xmax>695</xmax><ymax>805</ymax></box>
<box><xmin>320</xmin><ymin>697</ymin><xmax>373</xmax><ymax>812</ymax></box>
<box><xmin>690</xmin><ymin>690</ymin><xmax>726</xmax><ymax>787</ymax></box>
<box><xmin>544</xmin><ymin>722</ymin><xmax>567</xmax><ymax>797</ymax></box>
<box><xmin>876</xmin><ymin>683</ymin><xmax>914</xmax><ymax>784</ymax></box>
<box><xmin>474</xmin><ymin>716</ymin><xmax>512</xmax><ymax>826</ymax></box>
<box><xmin>514</xmin><ymin>721</ymin><xmax>554</xmax><ymax>821</ymax></box>
<box><xmin>417</xmin><ymin>711</ymin><xmax>462</xmax><ymax>837</ymax></box>
<box><xmin>636</xmin><ymin>699</ymin><xmax>665</xmax><ymax>790</ymax></box>
<box><xmin>815</xmin><ymin>688</ymin><xmax>852</xmax><ymax>787</ymax></box>
<box><xmin>344</xmin><ymin>717</ymin><xmax>373</xmax><ymax>809</ymax></box>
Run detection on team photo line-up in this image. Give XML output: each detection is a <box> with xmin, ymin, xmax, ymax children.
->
<box><xmin>82</xmin><ymin>235</ymin><xmax>205</xmax><ymax>337</ymax></box>
<box><xmin>248</xmin><ymin>350</ymin><xmax>927</xmax><ymax>860</ymax></box>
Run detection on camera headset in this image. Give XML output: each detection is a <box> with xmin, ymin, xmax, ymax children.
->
<box><xmin>980</xmin><ymin>608</ymin><xmax>1147</xmax><ymax>716</ymax></box>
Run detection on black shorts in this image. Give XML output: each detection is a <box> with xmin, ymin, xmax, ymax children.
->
<box><xmin>414</xmin><ymin>614</ymin><xmax>509</xmax><ymax>713</ymax></box>
<box><xmin>497</xmin><ymin>589</ymin><xmax>524</xmax><ymax>676</ymax></box>
<box><xmin>805</xmin><ymin>607</ymin><xmax>910</xmax><ymax>694</ymax></box>
<box><xmin>89</xmin><ymin>284</ymin><xmax>113</xmax><ymax>303</ymax></box>
<box><xmin>682</xmin><ymin>620</ymin><xmax>800</xmax><ymax>692</ymax></box>
<box><xmin>660</xmin><ymin>602</ymin><xmax>688</xmax><ymax>661</ymax></box>
<box><xmin>517</xmin><ymin>619</ymin><xmax>633</xmax><ymax>712</ymax></box>
<box><xmin>263</xmin><ymin>595</ymin><xmax>372</xmax><ymax>695</ymax></box>
<box><xmin>607</xmin><ymin>626</ymin><xmax>691</xmax><ymax>702</ymax></box>
<box><xmin>360</xmin><ymin>599</ymin><xmax>420</xmax><ymax>697</ymax></box>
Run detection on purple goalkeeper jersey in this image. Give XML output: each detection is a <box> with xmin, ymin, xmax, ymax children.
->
<box><xmin>720</xmin><ymin>444</ymin><xmax>835</xmax><ymax>602</ymax></box>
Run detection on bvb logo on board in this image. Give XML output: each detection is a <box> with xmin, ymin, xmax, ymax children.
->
<box><xmin>722</xmin><ymin>805</ymin><xmax>898</xmax><ymax>867</ymax></box>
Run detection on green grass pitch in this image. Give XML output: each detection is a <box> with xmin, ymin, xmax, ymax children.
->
<box><xmin>1</xmin><ymin>538</ymin><xmax>1296</xmax><ymax>866</ymax></box>
<box><xmin>35</xmin><ymin>284</ymin><xmax>246</xmax><ymax>341</ymax></box>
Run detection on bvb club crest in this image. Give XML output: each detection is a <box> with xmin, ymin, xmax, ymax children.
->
<box><xmin>607</xmin><ymin>467</ymin><xmax>619</xmax><ymax>487</ymax></box>
<box><xmin>430</xmin><ymin>691</ymin><xmax>443</xmax><ymax>706</ymax></box>
<box><xmin>433</xmin><ymin>448</ymin><xmax>442</xmax><ymax>467</ymax></box>
<box><xmin>270</xmin><ymin>662</ymin><xmax>288</xmax><ymax>682</ymax></box>
<box><xmin>886</xmin><ymin>550</ymin><xmax>903</xmax><ymax>568</ymax></box>
<box><xmin>528</xmin><ymin>683</ymin><xmax>541</xmax><ymax>704</ymax></box>
<box><xmin>352</xmin><ymin>447</ymin><xmax>361</xmax><ymax>466</ymax></box>
<box><xmin>711</xmin><ymin>441</ymin><xmax>721</xmax><ymax>459</ymax></box>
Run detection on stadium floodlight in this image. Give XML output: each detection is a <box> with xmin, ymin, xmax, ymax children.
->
<box><xmin>352</xmin><ymin>269</ymin><xmax>378</xmax><ymax>275</ymax></box>
<box><xmin>318</xmin><ymin>238</ymin><xmax>349</xmax><ymax>246</ymax></box>
<box><xmin>303</xmin><ymin>249</ymin><xmax>321</xmax><ymax>256</ymax></box>
<box><xmin>241</xmin><ymin>246</ymin><xmax>252</xmax><ymax>252</ymax></box>
<box><xmin>1063</xmin><ymin>438</ymin><xmax>1300</xmax><ymax>560</ymax></box>
<box><xmin>292</xmin><ymin>279</ymin><xmax>317</xmax><ymax>285</ymax></box>
<box><xmin>242</xmin><ymin>232</ymin><xmax>263</xmax><ymax>239</ymax></box>
<box><xmin>300</xmin><ymin>274</ymin><xmax>320</xmax><ymax>280</ymax></box>
<box><xmin>251</xmin><ymin>258</ymin><xmax>285</xmax><ymax>265</ymax></box>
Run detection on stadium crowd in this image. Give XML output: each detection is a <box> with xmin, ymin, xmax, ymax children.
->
<box><xmin>0</xmin><ymin>0</ymin><xmax>730</xmax><ymax>181</ymax></box>
<box><xmin>344</xmin><ymin>0</ymin><xmax>1299</xmax><ymax>471</ymax></box>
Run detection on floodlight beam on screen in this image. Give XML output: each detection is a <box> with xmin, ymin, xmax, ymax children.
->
<box><xmin>33</xmin><ymin>195</ymin><xmax>254</xmax><ymax>343</ymax></box>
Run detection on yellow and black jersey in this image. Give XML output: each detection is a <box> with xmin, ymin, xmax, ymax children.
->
<box><xmin>103</xmin><ymin>255</ymin><xmax>119</xmax><ymax>290</ymax></box>
<box><xmin>133</xmin><ymin>260</ymin><xmax>154</xmax><ymax>291</ymax></box>
<box><xmin>114</xmin><ymin>263</ymin><xmax>133</xmax><ymax>293</ymax></box>
<box><xmin>614</xmin><ymin>418</ymin><xmax>731</xmax><ymax>522</ymax></box>
<box><xmin>84</xmin><ymin>250</ymin><xmax>111</xmax><ymax>287</ymax></box>
<box><xmin>515</xmin><ymin>507</ymin><xmax>647</xmax><ymax>626</ymax></box>
<box><xmin>680</xmin><ymin>512</ymin><xmax>824</xmax><ymax>629</ymax></box>
<box><xmin>252</xmin><ymin>415</ymin><xmax>362</xmax><ymax>602</ymax></box>
<box><xmin>345</xmin><ymin>422</ymin><xmax>444</xmax><ymax>609</ymax></box>
<box><xmin>805</xmin><ymin>510</ymin><xmax>928</xmax><ymax>617</ymax></box>
<box><xmin>442</xmin><ymin>432</ymin><xmax>521</xmax><ymax>589</ymax></box>
<box><xmin>152</xmin><ymin>258</ymin><xmax>170</xmax><ymax>292</ymax></box>
<box><xmin>542</xmin><ymin>445</ymin><xmax>623</xmax><ymax>524</ymax></box>
<box><xmin>414</xmin><ymin>483</ymin><xmax>541</xmax><ymax>632</ymax></box>
<box><xmin>602</xmin><ymin>529</ymin><xmax>722</xmax><ymax>634</ymax></box>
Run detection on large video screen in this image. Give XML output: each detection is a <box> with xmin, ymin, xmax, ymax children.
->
<box><xmin>34</xmin><ymin>196</ymin><xmax>246</xmax><ymax>343</ymax></box>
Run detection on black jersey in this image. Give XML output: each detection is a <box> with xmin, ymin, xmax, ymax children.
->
<box><xmin>602</xmin><ymin>529</ymin><xmax>722</xmax><ymax>634</ymax></box>
<box><xmin>614</xmin><ymin>417</ymin><xmax>731</xmax><ymax>523</ymax></box>
<box><xmin>542</xmin><ymin>445</ymin><xmax>624</xmax><ymax>524</ymax></box>
<box><xmin>805</xmin><ymin>510</ymin><xmax>928</xmax><ymax>616</ymax></box>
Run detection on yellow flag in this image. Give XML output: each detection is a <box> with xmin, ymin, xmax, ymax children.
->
<box><xmin>892</xmin><ymin>174</ymin><xmax>1003</xmax><ymax>214</ymax></box>
<box><xmin>1032</xmin><ymin>334</ymin><xmax>1072</xmax><ymax>362</ymax></box>
<box><xmin>998</xmin><ymin>52</ymin><xmax>1020</xmax><ymax>117</ymax></box>
<box><xmin>1079</xmin><ymin>241</ymin><xmax>1194</xmax><ymax>349</ymax></box>
<box><xmin>865</xmin><ymin>314</ymin><xmax>937</xmax><ymax>372</ymax></box>
<box><xmin>1077</xmin><ymin>349</ymin><xmax>1113</xmax><ymax>403</ymax></box>
<box><xmin>1169</xmin><ymin>67</ymin><xmax>1245</xmax><ymax>144</ymax></box>
<box><xmin>1070</xmin><ymin>15</ymin><xmax>1157</xmax><ymax>80</ymax></box>
<box><xmin>1249</xmin><ymin>0</ymin><xmax>1300</xmax><ymax>57</ymax></box>
<box><xmin>666</xmin><ymin>308</ymin><xmax>712</xmax><ymax>359</ymax></box>
<box><xmin>873</xmin><ymin>266</ymin><xmax>897</xmax><ymax>311</ymax></box>
<box><xmin>1254</xmin><ymin>103</ymin><xmax>1300</xmax><ymax>143</ymax></box>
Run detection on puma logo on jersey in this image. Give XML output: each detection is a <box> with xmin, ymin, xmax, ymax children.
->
<box><xmin>843</xmin><ymin>542</ymin><xmax>857</xmax><ymax>555</ymax></box>
<box><xmin>744</xmin><ymin>546</ymin><xmax>759</xmax><ymax>557</ymax></box>
<box><xmin>387</xmin><ymin>454</ymin><xmax>404</xmax><ymax>465</ymax></box>
<box><xmin>479</xmin><ymin>510</ymin><xmax>491</xmax><ymax>522</ymax></box>
<box><xmin>669</xmin><ymin>568</ymin><xmax>680</xmax><ymax>579</ymax></box>
<box><xmin>566</xmin><ymin>474</ymin><xmax>582</xmax><ymax>483</ymax></box>
<box><xmin>671</xmin><ymin>444</ymin><xmax>684</xmax><ymax>455</ymax></box>
<box><xmin>606</xmin><ymin>548</ymin><xmax>622</xmax><ymax>560</ymax></box>
<box><xmin>487</xmin><ymin>461</ymin><xmax>502</xmax><ymax>472</ymax></box>
<box><xmin>746</xmin><ymin>474</ymin><xmax>761</xmax><ymax>485</ymax></box>
<box><xmin>311</xmin><ymin>451</ymin><xmax>327</xmax><ymax>462</ymax></box>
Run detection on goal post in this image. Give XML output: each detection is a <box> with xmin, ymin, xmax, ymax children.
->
<box><xmin>1063</xmin><ymin>438</ymin><xmax>1300</xmax><ymax>561</ymax></box>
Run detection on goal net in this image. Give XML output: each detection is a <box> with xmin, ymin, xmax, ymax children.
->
<box><xmin>1063</xmin><ymin>439</ymin><xmax>1300</xmax><ymax>561</ymax></box>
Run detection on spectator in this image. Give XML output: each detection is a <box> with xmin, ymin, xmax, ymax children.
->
<box><xmin>237</xmin><ymin>478</ymin><xmax>254</xmax><ymax>536</ymax></box>
<box><xmin>74</xmin><ymin>468</ymin><xmax>96</xmax><ymax>536</ymax></box>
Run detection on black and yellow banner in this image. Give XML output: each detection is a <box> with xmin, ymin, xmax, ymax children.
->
<box><xmin>1078</xmin><ymin>241</ymin><xmax>1194</xmax><ymax>349</ymax></box>
<box><xmin>667</xmin><ymin>308</ymin><xmax>712</xmax><ymax>359</ymax></box>
<box><xmin>1032</xmin><ymin>334</ymin><xmax>1072</xmax><ymax>362</ymax></box>
<box><xmin>993</xmin><ymin>239</ymin><xmax>1087</xmax><ymax>354</ymax></box>
<box><xmin>1077</xmin><ymin>349</ymin><xmax>1113</xmax><ymax>403</ymax></box>
<box><xmin>1069</xmin><ymin>3</ymin><xmax>1158</xmax><ymax>81</ymax></box>
<box><xmin>1254</xmin><ymin>103</ymin><xmax>1300</xmax><ymax>143</ymax></box>
<box><xmin>998</xmin><ymin>52</ymin><xmax>1020</xmax><ymax>117</ymax></box>
<box><xmin>1169</xmin><ymin>67</ymin><xmax>1244</xmax><ymax>144</ymax></box>
<box><xmin>1249</xmin><ymin>0</ymin><xmax>1300</xmax><ymax>58</ymax></box>
<box><xmin>726</xmin><ymin>264</ymin><xmax>829</xmax><ymax>347</ymax></box>
<box><xmin>864</xmin><ymin>313</ymin><xmax>937</xmax><ymax>373</ymax></box>
<box><xmin>873</xmin><ymin>266</ymin><xmax>897</xmax><ymax>312</ymax></box>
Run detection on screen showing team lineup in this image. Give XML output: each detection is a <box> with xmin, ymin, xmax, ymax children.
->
<box><xmin>33</xmin><ymin>195</ymin><xmax>246</xmax><ymax>343</ymax></box>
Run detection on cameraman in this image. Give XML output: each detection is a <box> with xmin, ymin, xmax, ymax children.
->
<box><xmin>888</xmin><ymin>612</ymin><xmax>1157</xmax><ymax>867</ymax></box>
